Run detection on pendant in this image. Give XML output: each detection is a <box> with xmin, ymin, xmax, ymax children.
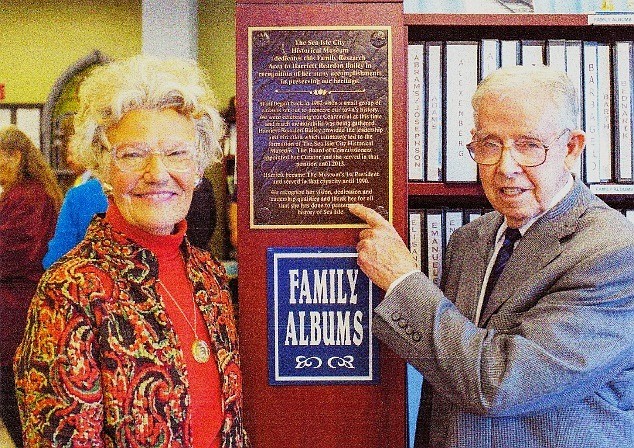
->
<box><xmin>192</xmin><ymin>339</ymin><xmax>211</xmax><ymax>363</ymax></box>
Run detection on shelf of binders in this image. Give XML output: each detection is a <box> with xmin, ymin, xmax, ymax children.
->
<box><xmin>405</xmin><ymin>14</ymin><xmax>634</xmax><ymax>195</ymax></box>
<box><xmin>407</xmin><ymin>182</ymin><xmax>484</xmax><ymax>196</ymax></box>
<box><xmin>407</xmin><ymin>182</ymin><xmax>487</xmax><ymax>209</ymax></box>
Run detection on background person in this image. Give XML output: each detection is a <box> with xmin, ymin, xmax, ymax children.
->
<box><xmin>64</xmin><ymin>128</ymin><xmax>94</xmax><ymax>187</ymax></box>
<box><xmin>350</xmin><ymin>65</ymin><xmax>634</xmax><ymax>448</ymax></box>
<box><xmin>0</xmin><ymin>125</ymin><xmax>63</xmax><ymax>448</ymax></box>
<box><xmin>184</xmin><ymin>175</ymin><xmax>217</xmax><ymax>250</ymax></box>
<box><xmin>15</xmin><ymin>55</ymin><xmax>248</xmax><ymax>447</ymax></box>
<box><xmin>42</xmin><ymin>175</ymin><xmax>107</xmax><ymax>269</ymax></box>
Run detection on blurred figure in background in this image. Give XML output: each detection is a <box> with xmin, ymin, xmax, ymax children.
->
<box><xmin>222</xmin><ymin>96</ymin><xmax>238</xmax><ymax>256</ymax></box>
<box><xmin>63</xmin><ymin>117</ymin><xmax>94</xmax><ymax>188</ymax></box>
<box><xmin>42</xmin><ymin>174</ymin><xmax>107</xmax><ymax>269</ymax></box>
<box><xmin>0</xmin><ymin>125</ymin><xmax>62</xmax><ymax>448</ymax></box>
<box><xmin>185</xmin><ymin>174</ymin><xmax>217</xmax><ymax>250</ymax></box>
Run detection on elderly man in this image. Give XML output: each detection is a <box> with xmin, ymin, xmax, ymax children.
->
<box><xmin>349</xmin><ymin>65</ymin><xmax>634</xmax><ymax>448</ymax></box>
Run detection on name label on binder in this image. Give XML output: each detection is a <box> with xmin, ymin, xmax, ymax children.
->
<box><xmin>588</xmin><ymin>12</ymin><xmax>634</xmax><ymax>25</ymax></box>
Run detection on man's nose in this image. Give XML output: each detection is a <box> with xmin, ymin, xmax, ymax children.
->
<box><xmin>496</xmin><ymin>145</ymin><xmax>522</xmax><ymax>175</ymax></box>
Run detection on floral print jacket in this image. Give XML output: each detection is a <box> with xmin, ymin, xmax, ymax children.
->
<box><xmin>14</xmin><ymin>217</ymin><xmax>249</xmax><ymax>447</ymax></box>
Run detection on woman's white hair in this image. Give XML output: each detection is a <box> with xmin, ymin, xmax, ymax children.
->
<box><xmin>71</xmin><ymin>55</ymin><xmax>225</xmax><ymax>180</ymax></box>
<box><xmin>472</xmin><ymin>64</ymin><xmax>579</xmax><ymax>132</ymax></box>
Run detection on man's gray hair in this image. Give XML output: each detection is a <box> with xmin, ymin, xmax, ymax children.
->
<box><xmin>472</xmin><ymin>65</ymin><xmax>579</xmax><ymax>132</ymax></box>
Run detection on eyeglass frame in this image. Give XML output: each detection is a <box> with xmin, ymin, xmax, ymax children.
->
<box><xmin>100</xmin><ymin>133</ymin><xmax>200</xmax><ymax>174</ymax></box>
<box><xmin>466</xmin><ymin>128</ymin><xmax>571</xmax><ymax>168</ymax></box>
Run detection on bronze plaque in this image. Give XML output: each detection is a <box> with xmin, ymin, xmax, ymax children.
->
<box><xmin>249</xmin><ymin>27</ymin><xmax>392</xmax><ymax>228</ymax></box>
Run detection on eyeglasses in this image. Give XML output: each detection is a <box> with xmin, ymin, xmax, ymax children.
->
<box><xmin>466</xmin><ymin>129</ymin><xmax>570</xmax><ymax>167</ymax></box>
<box><xmin>110</xmin><ymin>141</ymin><xmax>197</xmax><ymax>173</ymax></box>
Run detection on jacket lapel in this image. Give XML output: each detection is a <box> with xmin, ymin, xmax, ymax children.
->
<box><xmin>454</xmin><ymin>213</ymin><xmax>503</xmax><ymax>322</ymax></box>
<box><xmin>479</xmin><ymin>181</ymin><xmax>588</xmax><ymax>326</ymax></box>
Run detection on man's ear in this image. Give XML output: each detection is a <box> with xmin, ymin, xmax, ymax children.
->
<box><xmin>564</xmin><ymin>130</ymin><xmax>585</xmax><ymax>171</ymax></box>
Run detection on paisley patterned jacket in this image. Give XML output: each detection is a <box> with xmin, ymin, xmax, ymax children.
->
<box><xmin>14</xmin><ymin>216</ymin><xmax>249</xmax><ymax>447</ymax></box>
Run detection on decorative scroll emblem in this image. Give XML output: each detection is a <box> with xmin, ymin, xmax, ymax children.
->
<box><xmin>253</xmin><ymin>31</ymin><xmax>271</xmax><ymax>47</ymax></box>
<box><xmin>274</xmin><ymin>88</ymin><xmax>366</xmax><ymax>96</ymax></box>
<box><xmin>295</xmin><ymin>356</ymin><xmax>323</xmax><ymax>369</ymax></box>
<box><xmin>327</xmin><ymin>355</ymin><xmax>355</xmax><ymax>369</ymax></box>
<box><xmin>370</xmin><ymin>30</ymin><xmax>388</xmax><ymax>48</ymax></box>
<box><xmin>295</xmin><ymin>355</ymin><xmax>355</xmax><ymax>369</ymax></box>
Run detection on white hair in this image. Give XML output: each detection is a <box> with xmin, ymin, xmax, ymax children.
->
<box><xmin>71</xmin><ymin>55</ymin><xmax>225</xmax><ymax>180</ymax></box>
<box><xmin>472</xmin><ymin>65</ymin><xmax>579</xmax><ymax>132</ymax></box>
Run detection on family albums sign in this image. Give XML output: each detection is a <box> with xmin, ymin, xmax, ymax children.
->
<box><xmin>268</xmin><ymin>247</ymin><xmax>380</xmax><ymax>384</ymax></box>
<box><xmin>249</xmin><ymin>26</ymin><xmax>392</xmax><ymax>228</ymax></box>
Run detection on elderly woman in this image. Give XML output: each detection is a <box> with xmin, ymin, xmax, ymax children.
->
<box><xmin>14</xmin><ymin>56</ymin><xmax>248</xmax><ymax>447</ymax></box>
<box><xmin>0</xmin><ymin>126</ymin><xmax>62</xmax><ymax>448</ymax></box>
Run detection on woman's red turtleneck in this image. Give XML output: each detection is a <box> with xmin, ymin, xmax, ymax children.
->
<box><xmin>105</xmin><ymin>201</ymin><xmax>222</xmax><ymax>448</ymax></box>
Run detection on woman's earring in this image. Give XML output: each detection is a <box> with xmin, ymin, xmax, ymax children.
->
<box><xmin>194</xmin><ymin>178</ymin><xmax>202</xmax><ymax>188</ymax></box>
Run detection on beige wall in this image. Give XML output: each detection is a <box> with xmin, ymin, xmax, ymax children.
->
<box><xmin>0</xmin><ymin>0</ymin><xmax>236</xmax><ymax>108</ymax></box>
<box><xmin>199</xmin><ymin>0</ymin><xmax>236</xmax><ymax>110</ymax></box>
<box><xmin>0</xmin><ymin>0</ymin><xmax>142</xmax><ymax>103</ymax></box>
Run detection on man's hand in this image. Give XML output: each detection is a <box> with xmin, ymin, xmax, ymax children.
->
<box><xmin>348</xmin><ymin>203</ymin><xmax>419</xmax><ymax>291</ymax></box>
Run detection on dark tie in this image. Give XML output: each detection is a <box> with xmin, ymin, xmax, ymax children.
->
<box><xmin>482</xmin><ymin>227</ymin><xmax>522</xmax><ymax>313</ymax></box>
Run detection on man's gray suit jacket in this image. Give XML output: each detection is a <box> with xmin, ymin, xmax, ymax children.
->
<box><xmin>374</xmin><ymin>181</ymin><xmax>634</xmax><ymax>448</ymax></box>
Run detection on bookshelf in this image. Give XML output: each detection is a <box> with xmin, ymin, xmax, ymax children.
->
<box><xmin>405</xmin><ymin>13</ymin><xmax>634</xmax><ymax>208</ymax></box>
<box><xmin>404</xmin><ymin>13</ymin><xmax>592</xmax><ymax>26</ymax></box>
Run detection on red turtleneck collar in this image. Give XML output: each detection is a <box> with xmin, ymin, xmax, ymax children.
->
<box><xmin>104</xmin><ymin>199</ymin><xmax>187</xmax><ymax>261</ymax></box>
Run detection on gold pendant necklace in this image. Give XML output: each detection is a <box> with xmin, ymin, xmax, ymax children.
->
<box><xmin>157</xmin><ymin>280</ymin><xmax>211</xmax><ymax>363</ymax></box>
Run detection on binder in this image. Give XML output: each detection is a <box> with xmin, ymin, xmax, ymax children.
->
<box><xmin>597</xmin><ymin>43</ymin><xmax>613</xmax><ymax>183</ymax></box>
<box><xmin>444</xmin><ymin>209</ymin><xmax>463</xmax><ymax>248</ymax></box>
<box><xmin>406</xmin><ymin>363</ymin><xmax>423</xmax><ymax>448</ymax></box>
<box><xmin>408</xmin><ymin>209</ymin><xmax>423</xmax><ymax>271</ymax></box>
<box><xmin>521</xmin><ymin>40</ymin><xmax>545</xmax><ymax>66</ymax></box>
<box><xmin>425</xmin><ymin>209</ymin><xmax>443</xmax><ymax>287</ymax></box>
<box><xmin>500</xmin><ymin>40</ymin><xmax>520</xmax><ymax>67</ymax></box>
<box><xmin>565</xmin><ymin>40</ymin><xmax>584</xmax><ymax>182</ymax></box>
<box><xmin>614</xmin><ymin>41</ymin><xmax>633</xmax><ymax>182</ymax></box>
<box><xmin>583</xmin><ymin>41</ymin><xmax>600</xmax><ymax>184</ymax></box>
<box><xmin>480</xmin><ymin>39</ymin><xmax>500</xmax><ymax>81</ymax></box>
<box><xmin>425</xmin><ymin>42</ymin><xmax>443</xmax><ymax>182</ymax></box>
<box><xmin>463</xmin><ymin>209</ymin><xmax>482</xmax><ymax>224</ymax></box>
<box><xmin>546</xmin><ymin>39</ymin><xmax>567</xmax><ymax>72</ymax></box>
<box><xmin>408</xmin><ymin>44</ymin><xmax>425</xmax><ymax>181</ymax></box>
<box><xmin>444</xmin><ymin>41</ymin><xmax>478</xmax><ymax>182</ymax></box>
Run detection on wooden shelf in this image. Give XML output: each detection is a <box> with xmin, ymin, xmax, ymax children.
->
<box><xmin>404</xmin><ymin>13</ymin><xmax>590</xmax><ymax>26</ymax></box>
<box><xmin>408</xmin><ymin>182</ymin><xmax>484</xmax><ymax>196</ymax></box>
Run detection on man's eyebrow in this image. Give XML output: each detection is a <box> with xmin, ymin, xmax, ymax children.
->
<box><xmin>473</xmin><ymin>132</ymin><xmax>501</xmax><ymax>140</ymax></box>
<box><xmin>474</xmin><ymin>132</ymin><xmax>543</xmax><ymax>140</ymax></box>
